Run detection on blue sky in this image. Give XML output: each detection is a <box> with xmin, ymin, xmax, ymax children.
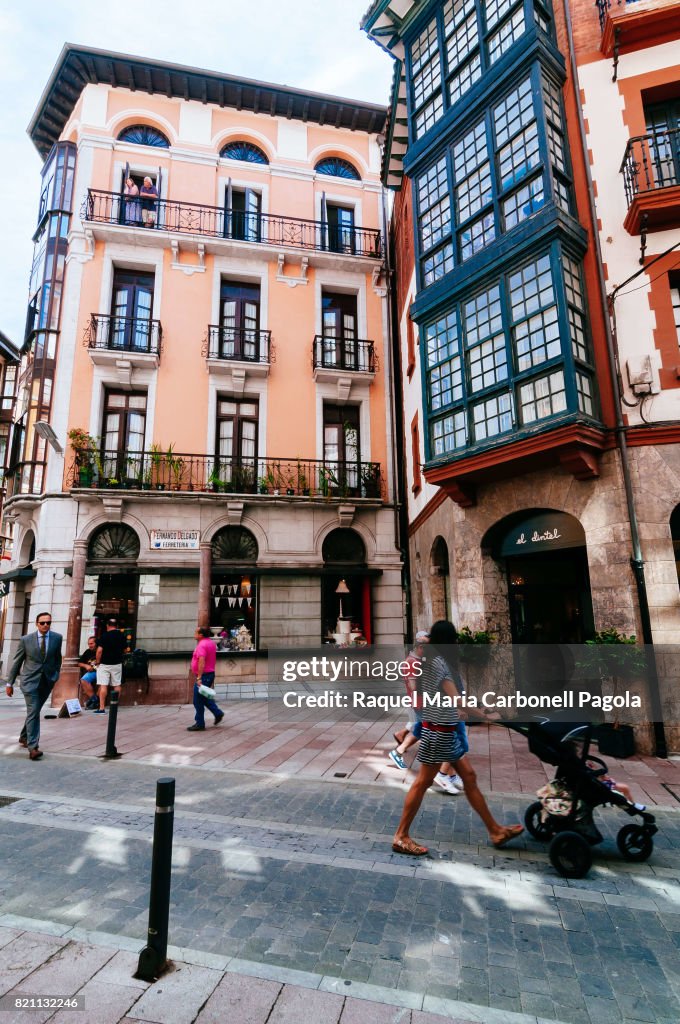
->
<box><xmin>0</xmin><ymin>1</ymin><xmax>393</xmax><ymax>343</ymax></box>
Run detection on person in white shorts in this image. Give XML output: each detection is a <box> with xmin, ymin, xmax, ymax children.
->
<box><xmin>94</xmin><ymin>618</ymin><xmax>127</xmax><ymax>714</ymax></box>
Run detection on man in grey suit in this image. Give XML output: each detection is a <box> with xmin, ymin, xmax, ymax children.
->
<box><xmin>5</xmin><ymin>611</ymin><xmax>63</xmax><ymax>760</ymax></box>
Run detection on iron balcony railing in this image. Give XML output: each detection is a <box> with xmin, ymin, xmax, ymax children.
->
<box><xmin>313</xmin><ymin>335</ymin><xmax>375</xmax><ymax>373</ymax></box>
<box><xmin>595</xmin><ymin>0</ymin><xmax>640</xmax><ymax>31</ymax></box>
<box><xmin>204</xmin><ymin>325</ymin><xmax>271</xmax><ymax>363</ymax></box>
<box><xmin>84</xmin><ymin>189</ymin><xmax>383</xmax><ymax>259</ymax></box>
<box><xmin>85</xmin><ymin>313</ymin><xmax>163</xmax><ymax>356</ymax></box>
<box><xmin>69</xmin><ymin>451</ymin><xmax>383</xmax><ymax>499</ymax></box>
<box><xmin>620</xmin><ymin>127</ymin><xmax>680</xmax><ymax>206</ymax></box>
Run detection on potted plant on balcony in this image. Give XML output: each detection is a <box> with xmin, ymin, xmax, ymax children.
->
<box><xmin>68</xmin><ymin>427</ymin><xmax>98</xmax><ymax>487</ymax></box>
<box><xmin>296</xmin><ymin>461</ymin><xmax>310</xmax><ymax>496</ymax></box>
<box><xmin>149</xmin><ymin>443</ymin><xmax>165</xmax><ymax>490</ymax></box>
<box><xmin>208</xmin><ymin>468</ymin><xmax>223</xmax><ymax>493</ymax></box>
<box><xmin>232</xmin><ymin>464</ymin><xmax>255</xmax><ymax>493</ymax></box>
<box><xmin>360</xmin><ymin>463</ymin><xmax>381</xmax><ymax>499</ymax></box>
<box><xmin>166</xmin><ymin>445</ymin><xmax>184</xmax><ymax>491</ymax></box>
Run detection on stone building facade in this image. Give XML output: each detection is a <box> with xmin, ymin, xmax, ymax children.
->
<box><xmin>363</xmin><ymin>0</ymin><xmax>680</xmax><ymax>753</ymax></box>
<box><xmin>1</xmin><ymin>46</ymin><xmax>404</xmax><ymax>699</ymax></box>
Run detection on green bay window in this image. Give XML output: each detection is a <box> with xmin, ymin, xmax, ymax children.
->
<box><xmin>425</xmin><ymin>244</ymin><xmax>597</xmax><ymax>460</ymax></box>
<box><xmin>407</xmin><ymin>0</ymin><xmax>555</xmax><ymax>143</ymax></box>
<box><xmin>415</xmin><ymin>66</ymin><xmax>573</xmax><ymax>287</ymax></box>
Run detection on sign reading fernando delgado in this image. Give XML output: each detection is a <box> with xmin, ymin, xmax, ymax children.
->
<box><xmin>150</xmin><ymin>529</ymin><xmax>200</xmax><ymax>550</ymax></box>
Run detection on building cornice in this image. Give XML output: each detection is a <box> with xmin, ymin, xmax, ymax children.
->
<box><xmin>28</xmin><ymin>43</ymin><xmax>387</xmax><ymax>159</ymax></box>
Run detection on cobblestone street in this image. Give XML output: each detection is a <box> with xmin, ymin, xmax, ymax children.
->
<box><xmin>1</xmin><ymin>700</ymin><xmax>680</xmax><ymax>1023</ymax></box>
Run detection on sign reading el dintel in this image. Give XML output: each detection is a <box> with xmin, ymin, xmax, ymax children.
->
<box><xmin>150</xmin><ymin>529</ymin><xmax>200</xmax><ymax>550</ymax></box>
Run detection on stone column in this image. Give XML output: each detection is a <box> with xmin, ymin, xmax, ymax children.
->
<box><xmin>198</xmin><ymin>542</ymin><xmax>211</xmax><ymax>629</ymax></box>
<box><xmin>52</xmin><ymin>538</ymin><xmax>88</xmax><ymax>704</ymax></box>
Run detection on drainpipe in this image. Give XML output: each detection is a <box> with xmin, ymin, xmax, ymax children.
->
<box><xmin>563</xmin><ymin>0</ymin><xmax>667</xmax><ymax>757</ymax></box>
<box><xmin>380</xmin><ymin>178</ymin><xmax>412</xmax><ymax>643</ymax></box>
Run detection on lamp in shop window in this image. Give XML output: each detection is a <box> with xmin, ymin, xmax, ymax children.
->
<box><xmin>335</xmin><ymin>578</ymin><xmax>350</xmax><ymax>619</ymax></box>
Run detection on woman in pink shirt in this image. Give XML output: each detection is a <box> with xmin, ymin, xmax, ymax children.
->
<box><xmin>187</xmin><ymin>626</ymin><xmax>224</xmax><ymax>731</ymax></box>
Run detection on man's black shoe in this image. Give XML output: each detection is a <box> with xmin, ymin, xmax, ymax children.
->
<box><xmin>186</xmin><ymin>724</ymin><xmax>205</xmax><ymax>731</ymax></box>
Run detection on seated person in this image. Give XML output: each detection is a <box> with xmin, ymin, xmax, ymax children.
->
<box><xmin>78</xmin><ymin>636</ymin><xmax>99</xmax><ymax>709</ymax></box>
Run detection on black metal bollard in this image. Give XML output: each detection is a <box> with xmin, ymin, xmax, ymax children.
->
<box><xmin>103</xmin><ymin>689</ymin><xmax>122</xmax><ymax>759</ymax></box>
<box><xmin>136</xmin><ymin>777</ymin><xmax>175</xmax><ymax>981</ymax></box>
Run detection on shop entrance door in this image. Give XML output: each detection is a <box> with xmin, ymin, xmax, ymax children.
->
<box><xmin>94</xmin><ymin>573</ymin><xmax>138</xmax><ymax>652</ymax></box>
<box><xmin>506</xmin><ymin>547</ymin><xmax>594</xmax><ymax>644</ymax></box>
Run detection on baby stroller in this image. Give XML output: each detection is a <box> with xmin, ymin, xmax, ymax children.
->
<box><xmin>508</xmin><ymin>719</ymin><xmax>657</xmax><ymax>878</ymax></box>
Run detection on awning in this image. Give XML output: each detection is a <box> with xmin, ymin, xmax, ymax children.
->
<box><xmin>497</xmin><ymin>512</ymin><xmax>586</xmax><ymax>558</ymax></box>
<box><xmin>0</xmin><ymin>566</ymin><xmax>36</xmax><ymax>596</ymax></box>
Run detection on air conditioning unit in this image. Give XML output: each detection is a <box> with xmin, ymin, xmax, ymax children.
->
<box><xmin>625</xmin><ymin>355</ymin><xmax>655</xmax><ymax>395</ymax></box>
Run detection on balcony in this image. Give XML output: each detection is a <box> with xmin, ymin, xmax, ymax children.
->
<box><xmin>86</xmin><ymin>314</ymin><xmax>162</xmax><ymax>369</ymax></box>
<box><xmin>312</xmin><ymin>336</ymin><xmax>376</xmax><ymax>391</ymax></box>
<box><xmin>83</xmin><ymin>190</ymin><xmax>383</xmax><ymax>264</ymax></box>
<box><xmin>68</xmin><ymin>451</ymin><xmax>383</xmax><ymax>500</ymax></box>
<box><xmin>597</xmin><ymin>0</ymin><xmax>680</xmax><ymax>59</ymax></box>
<box><xmin>203</xmin><ymin>325</ymin><xmax>271</xmax><ymax>384</ymax></box>
<box><xmin>620</xmin><ymin>129</ymin><xmax>680</xmax><ymax>234</ymax></box>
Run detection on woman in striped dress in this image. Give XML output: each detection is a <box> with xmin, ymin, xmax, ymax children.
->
<box><xmin>392</xmin><ymin>620</ymin><xmax>524</xmax><ymax>856</ymax></box>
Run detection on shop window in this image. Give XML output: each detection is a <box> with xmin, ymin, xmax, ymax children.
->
<box><xmin>117</xmin><ymin>124</ymin><xmax>170</xmax><ymax>148</ymax></box>
<box><xmin>211</xmin><ymin>527</ymin><xmax>258</xmax><ymax>652</ymax></box>
<box><xmin>220</xmin><ymin>141</ymin><xmax>269</xmax><ymax>164</ymax></box>
<box><xmin>322</xmin><ymin>527</ymin><xmax>370</xmax><ymax>644</ymax></box>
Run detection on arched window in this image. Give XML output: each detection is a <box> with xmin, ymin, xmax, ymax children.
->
<box><xmin>88</xmin><ymin>524</ymin><xmax>140</xmax><ymax>560</ymax></box>
<box><xmin>430</xmin><ymin>536</ymin><xmax>450</xmax><ymax>622</ymax></box>
<box><xmin>322</xmin><ymin>528</ymin><xmax>366</xmax><ymax>564</ymax></box>
<box><xmin>315</xmin><ymin>157</ymin><xmax>361</xmax><ymax>180</ymax></box>
<box><xmin>117</xmin><ymin>125</ymin><xmax>170</xmax><ymax>148</ymax></box>
<box><xmin>211</xmin><ymin>526</ymin><xmax>258</xmax><ymax>562</ymax></box>
<box><xmin>220</xmin><ymin>141</ymin><xmax>269</xmax><ymax>165</ymax></box>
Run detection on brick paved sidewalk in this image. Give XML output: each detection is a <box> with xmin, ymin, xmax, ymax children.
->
<box><xmin>1</xmin><ymin>698</ymin><xmax>678</xmax><ymax>807</ymax></box>
<box><xmin>0</xmin><ymin>922</ymin><xmax>480</xmax><ymax>1024</ymax></box>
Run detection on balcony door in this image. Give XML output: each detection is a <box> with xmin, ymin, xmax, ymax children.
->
<box><xmin>645</xmin><ymin>100</ymin><xmax>680</xmax><ymax>188</ymax></box>
<box><xmin>102</xmin><ymin>390</ymin><xmax>147</xmax><ymax>482</ymax></box>
<box><xmin>220</xmin><ymin>281</ymin><xmax>260</xmax><ymax>360</ymax></box>
<box><xmin>323</xmin><ymin>404</ymin><xmax>360</xmax><ymax>492</ymax></box>
<box><xmin>110</xmin><ymin>270</ymin><xmax>154</xmax><ymax>352</ymax></box>
<box><xmin>321</xmin><ymin>292</ymin><xmax>357</xmax><ymax>369</ymax></box>
<box><xmin>225</xmin><ymin>182</ymin><xmax>261</xmax><ymax>242</ymax></box>
<box><xmin>216</xmin><ymin>399</ymin><xmax>258</xmax><ymax>489</ymax></box>
<box><xmin>327</xmin><ymin>203</ymin><xmax>356</xmax><ymax>254</ymax></box>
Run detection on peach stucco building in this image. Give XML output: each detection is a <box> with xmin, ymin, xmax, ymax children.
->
<box><xmin>1</xmin><ymin>45</ymin><xmax>403</xmax><ymax>695</ymax></box>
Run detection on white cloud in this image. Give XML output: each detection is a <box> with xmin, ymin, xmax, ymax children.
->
<box><xmin>0</xmin><ymin>0</ymin><xmax>393</xmax><ymax>340</ymax></box>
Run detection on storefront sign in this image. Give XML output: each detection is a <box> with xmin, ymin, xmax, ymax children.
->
<box><xmin>150</xmin><ymin>529</ymin><xmax>200</xmax><ymax>550</ymax></box>
<box><xmin>499</xmin><ymin>513</ymin><xmax>585</xmax><ymax>557</ymax></box>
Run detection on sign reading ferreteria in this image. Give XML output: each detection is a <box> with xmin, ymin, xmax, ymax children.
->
<box><xmin>150</xmin><ymin>529</ymin><xmax>200</xmax><ymax>550</ymax></box>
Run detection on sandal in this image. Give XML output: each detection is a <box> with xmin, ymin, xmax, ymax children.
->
<box><xmin>492</xmin><ymin>825</ymin><xmax>524</xmax><ymax>849</ymax></box>
<box><xmin>392</xmin><ymin>837</ymin><xmax>429</xmax><ymax>856</ymax></box>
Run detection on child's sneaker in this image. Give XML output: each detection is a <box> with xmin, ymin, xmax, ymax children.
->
<box><xmin>389</xmin><ymin>749</ymin><xmax>407</xmax><ymax>770</ymax></box>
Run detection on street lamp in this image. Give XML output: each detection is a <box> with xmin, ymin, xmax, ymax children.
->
<box><xmin>34</xmin><ymin>421</ymin><xmax>64</xmax><ymax>454</ymax></box>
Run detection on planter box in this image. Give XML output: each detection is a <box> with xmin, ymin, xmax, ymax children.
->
<box><xmin>596</xmin><ymin>723</ymin><xmax>635</xmax><ymax>759</ymax></box>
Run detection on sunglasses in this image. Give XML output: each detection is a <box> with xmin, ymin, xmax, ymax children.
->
<box><xmin>38</xmin><ymin>620</ymin><xmax>52</xmax><ymax>626</ymax></box>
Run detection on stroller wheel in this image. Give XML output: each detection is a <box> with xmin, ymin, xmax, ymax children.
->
<box><xmin>549</xmin><ymin>831</ymin><xmax>593</xmax><ymax>879</ymax></box>
<box><xmin>524</xmin><ymin>801</ymin><xmax>554</xmax><ymax>842</ymax></box>
<box><xmin>616</xmin><ymin>824</ymin><xmax>654</xmax><ymax>863</ymax></box>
